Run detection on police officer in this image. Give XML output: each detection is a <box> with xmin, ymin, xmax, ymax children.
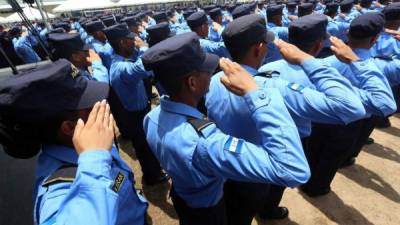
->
<box><xmin>48</xmin><ymin>33</ymin><xmax>109</xmax><ymax>83</ymax></box>
<box><xmin>370</xmin><ymin>3</ymin><xmax>400</xmax><ymax>57</ymax></box>
<box><xmin>267</xmin><ymin>4</ymin><xmax>289</xmax><ymax>41</ymax></box>
<box><xmin>206</xmin><ymin>14</ymin><xmax>366</xmax><ymax>223</ymax></box>
<box><xmin>303</xmin><ymin>12</ymin><xmax>397</xmax><ymax>196</ymax></box>
<box><xmin>231</xmin><ymin>4</ymin><xmax>254</xmax><ymax>19</ymax></box>
<box><xmin>142</xmin><ymin>31</ymin><xmax>310</xmax><ymax>225</ymax></box>
<box><xmin>186</xmin><ymin>11</ymin><xmax>231</xmax><ymax>58</ymax></box>
<box><xmin>10</xmin><ymin>26</ymin><xmax>41</xmax><ymax>64</ymax></box>
<box><xmin>0</xmin><ymin>59</ymin><xmax>148</xmax><ymax>225</ymax></box>
<box><xmin>208</xmin><ymin>8</ymin><xmax>224</xmax><ymax>42</ymax></box>
<box><xmin>121</xmin><ymin>16</ymin><xmax>148</xmax><ymax>41</ymax></box>
<box><xmin>324</xmin><ymin>12</ymin><xmax>397</xmax><ymax>167</ymax></box>
<box><xmin>84</xmin><ymin>21</ymin><xmax>114</xmax><ymax>70</ymax></box>
<box><xmin>104</xmin><ymin>24</ymin><xmax>168</xmax><ymax>185</ymax></box>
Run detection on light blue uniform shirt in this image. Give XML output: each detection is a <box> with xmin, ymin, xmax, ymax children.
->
<box><xmin>12</xmin><ymin>36</ymin><xmax>41</xmax><ymax>64</ymax></box>
<box><xmin>144</xmin><ymin>93</ymin><xmax>310</xmax><ymax>208</ymax></box>
<box><xmin>370</xmin><ymin>32</ymin><xmax>400</xmax><ymax>57</ymax></box>
<box><xmin>109</xmin><ymin>54</ymin><xmax>151</xmax><ymax>112</ymax></box>
<box><xmin>34</xmin><ymin>145</ymin><xmax>148</xmax><ymax>225</ymax></box>
<box><xmin>254</xmin><ymin>59</ymin><xmax>366</xmax><ymax>138</ymax></box>
<box><xmin>208</xmin><ymin>25</ymin><xmax>224</xmax><ymax>42</ymax></box>
<box><xmin>86</xmin><ymin>36</ymin><xmax>114</xmax><ymax>70</ymax></box>
<box><xmin>372</xmin><ymin>55</ymin><xmax>400</xmax><ymax>87</ymax></box>
<box><xmin>78</xmin><ymin>60</ymin><xmax>109</xmax><ymax>83</ymax></box>
<box><xmin>199</xmin><ymin>38</ymin><xmax>231</xmax><ymax>58</ymax></box>
<box><xmin>324</xmin><ymin>48</ymin><xmax>396</xmax><ymax>117</ymax></box>
<box><xmin>267</xmin><ymin>22</ymin><xmax>289</xmax><ymax>42</ymax></box>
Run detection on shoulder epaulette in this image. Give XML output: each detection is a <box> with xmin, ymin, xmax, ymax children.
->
<box><xmin>42</xmin><ymin>165</ymin><xmax>77</xmax><ymax>187</ymax></box>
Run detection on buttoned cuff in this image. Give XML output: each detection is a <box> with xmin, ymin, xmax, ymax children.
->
<box><xmin>243</xmin><ymin>89</ymin><xmax>272</xmax><ymax>113</ymax></box>
<box><xmin>300</xmin><ymin>58</ymin><xmax>324</xmax><ymax>76</ymax></box>
<box><xmin>78</xmin><ymin>150</ymin><xmax>112</xmax><ymax>179</ymax></box>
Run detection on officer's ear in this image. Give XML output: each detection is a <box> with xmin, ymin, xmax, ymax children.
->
<box><xmin>60</xmin><ymin>120</ymin><xmax>77</xmax><ymax>137</ymax></box>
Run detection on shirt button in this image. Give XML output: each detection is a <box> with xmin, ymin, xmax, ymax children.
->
<box><xmin>259</xmin><ymin>92</ymin><xmax>266</xmax><ymax>99</ymax></box>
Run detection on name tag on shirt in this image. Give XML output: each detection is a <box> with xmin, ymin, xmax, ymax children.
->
<box><xmin>112</xmin><ymin>172</ymin><xmax>125</xmax><ymax>193</ymax></box>
<box><xmin>224</xmin><ymin>137</ymin><xmax>244</xmax><ymax>154</ymax></box>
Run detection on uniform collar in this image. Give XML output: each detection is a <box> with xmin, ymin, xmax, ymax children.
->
<box><xmin>241</xmin><ymin>64</ymin><xmax>258</xmax><ymax>76</ymax></box>
<box><xmin>353</xmin><ymin>48</ymin><xmax>371</xmax><ymax>60</ymax></box>
<box><xmin>160</xmin><ymin>96</ymin><xmax>204</xmax><ymax>119</ymax></box>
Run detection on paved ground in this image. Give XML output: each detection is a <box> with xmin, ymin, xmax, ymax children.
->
<box><xmin>1</xmin><ymin>115</ymin><xmax>399</xmax><ymax>225</ymax></box>
<box><xmin>119</xmin><ymin>115</ymin><xmax>400</xmax><ymax>225</ymax></box>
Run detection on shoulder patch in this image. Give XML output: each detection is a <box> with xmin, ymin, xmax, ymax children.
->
<box><xmin>288</xmin><ymin>82</ymin><xmax>305</xmax><ymax>93</ymax></box>
<box><xmin>224</xmin><ymin>137</ymin><xmax>244</xmax><ymax>154</ymax></box>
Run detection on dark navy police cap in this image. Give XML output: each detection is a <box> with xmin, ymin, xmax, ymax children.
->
<box><xmin>223</xmin><ymin>14</ymin><xmax>275</xmax><ymax>50</ymax></box>
<box><xmin>102</xmin><ymin>17</ymin><xmax>116</xmax><ymax>27</ymax></box>
<box><xmin>53</xmin><ymin>22</ymin><xmax>70</xmax><ymax>31</ymax></box>
<box><xmin>325</xmin><ymin>2</ymin><xmax>339</xmax><ymax>13</ymax></box>
<box><xmin>187</xmin><ymin>11</ymin><xmax>208</xmax><ymax>29</ymax></box>
<box><xmin>48</xmin><ymin>33</ymin><xmax>90</xmax><ymax>57</ymax></box>
<box><xmin>289</xmin><ymin>14</ymin><xmax>329</xmax><ymax>45</ymax></box>
<box><xmin>146</xmin><ymin>22</ymin><xmax>175</xmax><ymax>47</ymax></box>
<box><xmin>298</xmin><ymin>3</ymin><xmax>314</xmax><ymax>17</ymax></box>
<box><xmin>349</xmin><ymin>12</ymin><xmax>385</xmax><ymax>39</ymax></box>
<box><xmin>153</xmin><ymin>11</ymin><xmax>168</xmax><ymax>23</ymax></box>
<box><xmin>183</xmin><ymin>10</ymin><xmax>196</xmax><ymax>19</ymax></box>
<box><xmin>103</xmin><ymin>24</ymin><xmax>136</xmax><ymax>42</ymax></box>
<box><xmin>85</xmin><ymin>20</ymin><xmax>105</xmax><ymax>33</ymax></box>
<box><xmin>267</xmin><ymin>5</ymin><xmax>284</xmax><ymax>17</ymax></box>
<box><xmin>209</xmin><ymin>8</ymin><xmax>222</xmax><ymax>18</ymax></box>
<box><xmin>121</xmin><ymin>16</ymin><xmax>140</xmax><ymax>27</ymax></box>
<box><xmin>0</xmin><ymin>59</ymin><xmax>109</xmax><ymax>123</ymax></box>
<box><xmin>231</xmin><ymin>4</ymin><xmax>254</xmax><ymax>19</ymax></box>
<box><xmin>382</xmin><ymin>3</ymin><xmax>400</xmax><ymax>21</ymax></box>
<box><xmin>142</xmin><ymin>32</ymin><xmax>219</xmax><ymax>78</ymax></box>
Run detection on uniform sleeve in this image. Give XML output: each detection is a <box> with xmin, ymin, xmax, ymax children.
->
<box><xmin>38</xmin><ymin>150</ymin><xmax>118</xmax><ymax>225</ymax></box>
<box><xmin>349</xmin><ymin>60</ymin><xmax>396</xmax><ymax>116</ymax></box>
<box><xmin>195</xmin><ymin>88</ymin><xmax>310</xmax><ymax>188</ymax></box>
<box><xmin>91</xmin><ymin>60</ymin><xmax>109</xmax><ymax>83</ymax></box>
<box><xmin>119</xmin><ymin>58</ymin><xmax>152</xmax><ymax>84</ymax></box>
<box><xmin>381</xmin><ymin>58</ymin><xmax>400</xmax><ymax>86</ymax></box>
<box><xmin>260</xmin><ymin>59</ymin><xmax>366</xmax><ymax>125</ymax></box>
<box><xmin>201</xmin><ymin>40</ymin><xmax>231</xmax><ymax>59</ymax></box>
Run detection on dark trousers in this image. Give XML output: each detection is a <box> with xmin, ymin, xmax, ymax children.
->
<box><xmin>261</xmin><ymin>137</ymin><xmax>309</xmax><ymax>213</ymax></box>
<box><xmin>170</xmin><ymin>186</ymin><xmax>227</xmax><ymax>225</ymax></box>
<box><xmin>348</xmin><ymin>116</ymin><xmax>379</xmax><ymax>159</ymax></box>
<box><xmin>224</xmin><ymin>180</ymin><xmax>269</xmax><ymax>225</ymax></box>
<box><xmin>304</xmin><ymin>121</ymin><xmax>363</xmax><ymax>191</ymax></box>
<box><xmin>131</xmin><ymin>107</ymin><xmax>163</xmax><ymax>181</ymax></box>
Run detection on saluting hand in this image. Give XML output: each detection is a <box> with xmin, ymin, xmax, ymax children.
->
<box><xmin>384</xmin><ymin>28</ymin><xmax>400</xmax><ymax>41</ymax></box>
<box><xmin>212</xmin><ymin>22</ymin><xmax>222</xmax><ymax>32</ymax></box>
<box><xmin>73</xmin><ymin>100</ymin><xmax>115</xmax><ymax>155</ymax></box>
<box><xmin>274</xmin><ymin>39</ymin><xmax>313</xmax><ymax>65</ymax></box>
<box><xmin>86</xmin><ymin>50</ymin><xmax>101</xmax><ymax>63</ymax></box>
<box><xmin>134</xmin><ymin>36</ymin><xmax>147</xmax><ymax>49</ymax></box>
<box><xmin>330</xmin><ymin>36</ymin><xmax>359</xmax><ymax>64</ymax></box>
<box><xmin>219</xmin><ymin>58</ymin><xmax>257</xmax><ymax>96</ymax></box>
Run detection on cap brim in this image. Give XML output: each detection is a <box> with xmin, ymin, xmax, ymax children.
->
<box><xmin>76</xmin><ymin>78</ymin><xmax>110</xmax><ymax>110</ymax></box>
<box><xmin>265</xmin><ymin>31</ymin><xmax>275</xmax><ymax>43</ymax></box>
<box><xmin>82</xmin><ymin>44</ymin><xmax>90</xmax><ymax>51</ymax></box>
<box><xmin>199</xmin><ymin>53</ymin><xmax>219</xmax><ymax>74</ymax></box>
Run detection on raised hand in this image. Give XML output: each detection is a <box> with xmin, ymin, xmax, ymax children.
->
<box><xmin>274</xmin><ymin>39</ymin><xmax>313</xmax><ymax>65</ymax></box>
<box><xmin>330</xmin><ymin>36</ymin><xmax>359</xmax><ymax>64</ymax></box>
<box><xmin>73</xmin><ymin>100</ymin><xmax>115</xmax><ymax>155</ymax></box>
<box><xmin>219</xmin><ymin>58</ymin><xmax>257</xmax><ymax>96</ymax></box>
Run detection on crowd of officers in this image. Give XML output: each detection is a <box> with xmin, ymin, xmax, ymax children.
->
<box><xmin>0</xmin><ymin>0</ymin><xmax>400</xmax><ymax>224</ymax></box>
